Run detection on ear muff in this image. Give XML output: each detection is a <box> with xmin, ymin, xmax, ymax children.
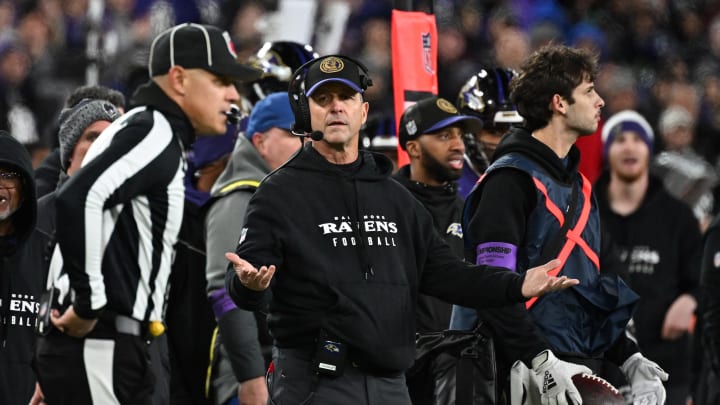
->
<box><xmin>288</xmin><ymin>64</ymin><xmax>312</xmax><ymax>134</ymax></box>
<box><xmin>287</xmin><ymin>55</ymin><xmax>373</xmax><ymax>134</ymax></box>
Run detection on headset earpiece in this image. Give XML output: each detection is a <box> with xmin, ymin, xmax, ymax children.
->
<box><xmin>288</xmin><ymin>61</ymin><xmax>314</xmax><ymax>134</ymax></box>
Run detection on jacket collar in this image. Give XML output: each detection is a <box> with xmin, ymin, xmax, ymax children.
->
<box><xmin>130</xmin><ymin>81</ymin><xmax>195</xmax><ymax>148</ymax></box>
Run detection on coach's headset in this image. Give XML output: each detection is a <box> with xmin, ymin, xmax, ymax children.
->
<box><xmin>287</xmin><ymin>54</ymin><xmax>373</xmax><ymax>138</ymax></box>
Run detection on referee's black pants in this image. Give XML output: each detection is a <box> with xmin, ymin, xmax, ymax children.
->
<box><xmin>34</xmin><ymin>326</ymin><xmax>155</xmax><ymax>405</ymax></box>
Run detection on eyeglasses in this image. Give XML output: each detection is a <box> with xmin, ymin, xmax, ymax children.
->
<box><xmin>0</xmin><ymin>170</ymin><xmax>21</xmax><ymax>180</ymax></box>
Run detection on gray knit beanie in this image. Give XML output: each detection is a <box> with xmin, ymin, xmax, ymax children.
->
<box><xmin>58</xmin><ymin>99</ymin><xmax>120</xmax><ymax>170</ymax></box>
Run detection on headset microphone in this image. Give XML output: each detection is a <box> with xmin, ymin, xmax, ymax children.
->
<box><xmin>291</xmin><ymin>123</ymin><xmax>324</xmax><ymax>141</ymax></box>
<box><xmin>225</xmin><ymin>104</ymin><xmax>242</xmax><ymax>125</ymax></box>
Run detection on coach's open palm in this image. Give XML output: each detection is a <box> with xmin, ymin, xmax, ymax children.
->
<box><xmin>226</xmin><ymin>252</ymin><xmax>276</xmax><ymax>291</ymax></box>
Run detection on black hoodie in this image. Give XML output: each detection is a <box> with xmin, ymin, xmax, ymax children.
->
<box><xmin>461</xmin><ymin>128</ymin><xmax>561</xmax><ymax>370</ymax></box>
<box><xmin>463</xmin><ymin>127</ymin><xmax>639</xmax><ymax>370</ymax></box>
<box><xmin>465</xmin><ymin>126</ymin><xmax>582</xmax><ymax>249</ymax></box>
<box><xmin>595</xmin><ymin>171</ymin><xmax>701</xmax><ymax>384</ymax></box>
<box><xmin>226</xmin><ymin>142</ymin><xmax>528</xmax><ymax>373</ymax></box>
<box><xmin>0</xmin><ymin>131</ymin><xmax>45</xmax><ymax>405</ymax></box>
<box><xmin>392</xmin><ymin>165</ymin><xmax>462</xmax><ymax>333</ymax></box>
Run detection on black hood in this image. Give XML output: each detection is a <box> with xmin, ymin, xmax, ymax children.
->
<box><xmin>0</xmin><ymin>131</ymin><xmax>36</xmax><ymax>245</ymax></box>
<box><xmin>130</xmin><ymin>81</ymin><xmax>195</xmax><ymax>149</ymax></box>
<box><xmin>392</xmin><ymin>165</ymin><xmax>458</xmax><ymax>202</ymax></box>
<box><xmin>286</xmin><ymin>142</ymin><xmax>395</xmax><ymax>181</ymax></box>
<box><xmin>493</xmin><ymin>127</ymin><xmax>581</xmax><ymax>184</ymax></box>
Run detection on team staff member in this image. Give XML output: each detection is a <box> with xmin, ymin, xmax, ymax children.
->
<box><xmin>394</xmin><ymin>96</ymin><xmax>481</xmax><ymax>334</ymax></box>
<box><xmin>394</xmin><ymin>97</ymin><xmax>590</xmax><ymax>404</ymax></box>
<box><xmin>452</xmin><ymin>44</ymin><xmax>667</xmax><ymax>404</ymax></box>
<box><xmin>0</xmin><ymin>131</ymin><xmax>41</xmax><ymax>405</ymax></box>
<box><xmin>225</xmin><ymin>55</ymin><xmax>579</xmax><ymax>404</ymax></box>
<box><xmin>33</xmin><ymin>23</ymin><xmax>261</xmax><ymax>405</ymax></box>
<box><xmin>204</xmin><ymin>93</ymin><xmax>300</xmax><ymax>405</ymax></box>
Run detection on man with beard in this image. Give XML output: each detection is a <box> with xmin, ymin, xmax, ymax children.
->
<box><xmin>595</xmin><ymin>109</ymin><xmax>700</xmax><ymax>404</ymax></box>
<box><xmin>394</xmin><ymin>96</ymin><xmax>482</xmax><ymax>335</ymax></box>
<box><xmin>452</xmin><ymin>45</ymin><xmax>667</xmax><ymax>404</ymax></box>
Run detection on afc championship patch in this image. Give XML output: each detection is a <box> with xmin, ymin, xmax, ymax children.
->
<box><xmin>476</xmin><ymin>241</ymin><xmax>517</xmax><ymax>270</ymax></box>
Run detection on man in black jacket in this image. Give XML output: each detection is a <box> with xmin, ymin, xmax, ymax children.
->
<box><xmin>394</xmin><ymin>96</ymin><xmax>481</xmax><ymax>335</ymax></box>
<box><xmin>33</xmin><ymin>23</ymin><xmax>261</xmax><ymax>405</ymax></box>
<box><xmin>225</xmin><ymin>55</ymin><xmax>579</xmax><ymax>404</ymax></box>
<box><xmin>596</xmin><ymin>109</ymin><xmax>700</xmax><ymax>404</ymax></box>
<box><xmin>0</xmin><ymin>131</ymin><xmax>42</xmax><ymax>405</ymax></box>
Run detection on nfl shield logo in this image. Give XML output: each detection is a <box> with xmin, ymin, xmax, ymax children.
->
<box><xmin>422</xmin><ymin>33</ymin><xmax>434</xmax><ymax>74</ymax></box>
<box><xmin>223</xmin><ymin>32</ymin><xmax>238</xmax><ymax>58</ymax></box>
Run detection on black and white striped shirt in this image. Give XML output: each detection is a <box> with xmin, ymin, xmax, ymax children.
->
<box><xmin>55</xmin><ymin>84</ymin><xmax>191</xmax><ymax>322</ymax></box>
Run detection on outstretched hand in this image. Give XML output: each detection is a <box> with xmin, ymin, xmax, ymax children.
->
<box><xmin>521</xmin><ymin>259</ymin><xmax>579</xmax><ymax>298</ymax></box>
<box><xmin>226</xmin><ymin>252</ymin><xmax>276</xmax><ymax>291</ymax></box>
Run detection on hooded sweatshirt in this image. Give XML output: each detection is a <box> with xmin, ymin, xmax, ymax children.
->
<box><xmin>455</xmin><ymin>127</ymin><xmax>637</xmax><ymax>369</ymax></box>
<box><xmin>465</xmin><ymin>126</ymin><xmax>582</xmax><ymax>248</ymax></box>
<box><xmin>204</xmin><ymin>135</ymin><xmax>277</xmax><ymax>396</ymax></box>
<box><xmin>392</xmin><ymin>165</ymin><xmax>462</xmax><ymax>332</ymax></box>
<box><xmin>226</xmin><ymin>142</ymin><xmax>528</xmax><ymax>374</ymax></box>
<box><xmin>595</xmin><ymin>171</ymin><xmax>701</xmax><ymax>384</ymax></box>
<box><xmin>0</xmin><ymin>131</ymin><xmax>45</xmax><ymax>405</ymax></box>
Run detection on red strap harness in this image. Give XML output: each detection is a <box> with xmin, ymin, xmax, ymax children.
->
<box><xmin>525</xmin><ymin>173</ymin><xmax>598</xmax><ymax>309</ymax></box>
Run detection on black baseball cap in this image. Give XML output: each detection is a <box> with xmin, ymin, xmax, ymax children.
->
<box><xmin>305</xmin><ymin>56</ymin><xmax>370</xmax><ymax>96</ymax></box>
<box><xmin>149</xmin><ymin>23</ymin><xmax>262</xmax><ymax>81</ymax></box>
<box><xmin>399</xmin><ymin>96</ymin><xmax>483</xmax><ymax>150</ymax></box>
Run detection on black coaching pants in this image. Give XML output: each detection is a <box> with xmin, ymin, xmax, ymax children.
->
<box><xmin>268</xmin><ymin>348</ymin><xmax>412</xmax><ymax>405</ymax></box>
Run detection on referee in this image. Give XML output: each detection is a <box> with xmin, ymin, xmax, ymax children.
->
<box><xmin>33</xmin><ymin>23</ymin><xmax>261</xmax><ymax>405</ymax></box>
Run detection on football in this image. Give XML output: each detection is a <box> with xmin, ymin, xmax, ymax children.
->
<box><xmin>571</xmin><ymin>373</ymin><xmax>626</xmax><ymax>404</ymax></box>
